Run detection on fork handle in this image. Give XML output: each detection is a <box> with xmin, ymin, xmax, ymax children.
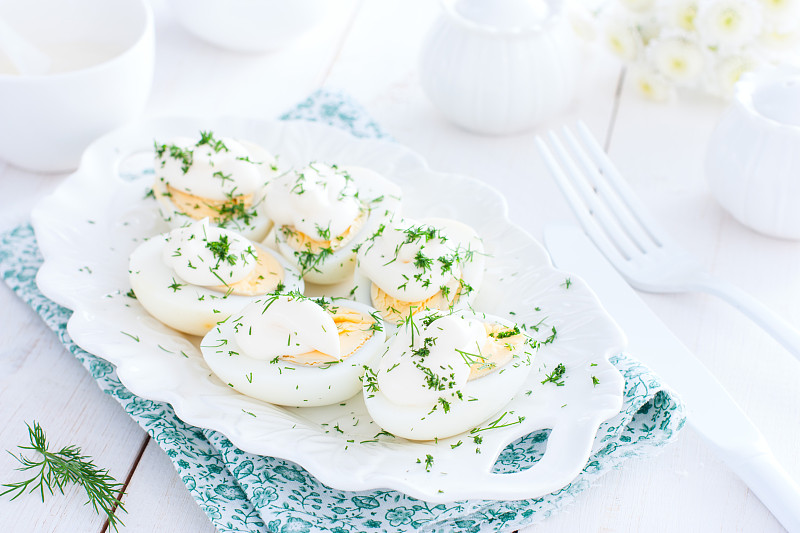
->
<box><xmin>689</xmin><ymin>275</ymin><xmax>800</xmax><ymax>361</ymax></box>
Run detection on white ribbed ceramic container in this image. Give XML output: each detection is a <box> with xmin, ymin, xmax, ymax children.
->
<box><xmin>167</xmin><ymin>0</ymin><xmax>329</xmax><ymax>52</ymax></box>
<box><xmin>706</xmin><ymin>67</ymin><xmax>800</xmax><ymax>240</ymax></box>
<box><xmin>419</xmin><ymin>0</ymin><xmax>579</xmax><ymax>135</ymax></box>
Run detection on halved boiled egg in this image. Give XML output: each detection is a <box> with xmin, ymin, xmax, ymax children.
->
<box><xmin>264</xmin><ymin>162</ymin><xmax>401</xmax><ymax>284</ymax></box>
<box><xmin>153</xmin><ymin>131</ymin><xmax>281</xmax><ymax>241</ymax></box>
<box><xmin>129</xmin><ymin>218</ymin><xmax>302</xmax><ymax>336</ymax></box>
<box><xmin>201</xmin><ymin>293</ymin><xmax>386</xmax><ymax>406</ymax></box>
<box><xmin>363</xmin><ymin>309</ymin><xmax>535</xmax><ymax>440</ymax></box>
<box><xmin>353</xmin><ymin>217</ymin><xmax>485</xmax><ymax>324</ymax></box>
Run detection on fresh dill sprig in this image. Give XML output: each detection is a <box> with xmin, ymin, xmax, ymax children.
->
<box><xmin>1</xmin><ymin>422</ymin><xmax>127</xmax><ymax>531</ymax></box>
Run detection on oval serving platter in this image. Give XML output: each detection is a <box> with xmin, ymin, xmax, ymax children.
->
<box><xmin>31</xmin><ymin>117</ymin><xmax>625</xmax><ymax>503</ymax></box>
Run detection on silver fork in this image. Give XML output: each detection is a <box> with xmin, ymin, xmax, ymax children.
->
<box><xmin>535</xmin><ymin>122</ymin><xmax>800</xmax><ymax>361</ymax></box>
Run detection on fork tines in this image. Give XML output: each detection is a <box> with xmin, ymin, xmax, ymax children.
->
<box><xmin>535</xmin><ymin>122</ymin><xmax>667</xmax><ymax>263</ymax></box>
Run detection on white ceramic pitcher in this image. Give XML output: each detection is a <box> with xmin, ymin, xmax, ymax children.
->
<box><xmin>419</xmin><ymin>0</ymin><xmax>579</xmax><ymax>135</ymax></box>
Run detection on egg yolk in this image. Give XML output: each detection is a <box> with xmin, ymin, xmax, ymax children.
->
<box><xmin>369</xmin><ymin>278</ymin><xmax>465</xmax><ymax>323</ymax></box>
<box><xmin>209</xmin><ymin>247</ymin><xmax>284</xmax><ymax>297</ymax></box>
<box><xmin>280</xmin><ymin>210</ymin><xmax>367</xmax><ymax>255</ymax></box>
<box><xmin>280</xmin><ymin>306</ymin><xmax>377</xmax><ymax>366</ymax></box>
<box><xmin>467</xmin><ymin>323</ymin><xmax>525</xmax><ymax>380</ymax></box>
<box><xmin>159</xmin><ymin>183</ymin><xmax>256</xmax><ymax>224</ymax></box>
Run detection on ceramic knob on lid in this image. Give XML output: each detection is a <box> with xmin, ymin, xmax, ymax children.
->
<box><xmin>706</xmin><ymin>67</ymin><xmax>800</xmax><ymax>240</ymax></box>
<box><xmin>419</xmin><ymin>0</ymin><xmax>579</xmax><ymax>135</ymax></box>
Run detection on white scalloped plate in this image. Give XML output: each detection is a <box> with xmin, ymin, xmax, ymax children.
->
<box><xmin>31</xmin><ymin>117</ymin><xmax>625</xmax><ymax>503</ymax></box>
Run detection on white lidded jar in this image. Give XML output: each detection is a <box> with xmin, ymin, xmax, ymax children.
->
<box><xmin>706</xmin><ymin>67</ymin><xmax>800</xmax><ymax>239</ymax></box>
<box><xmin>419</xmin><ymin>0</ymin><xmax>579</xmax><ymax>135</ymax></box>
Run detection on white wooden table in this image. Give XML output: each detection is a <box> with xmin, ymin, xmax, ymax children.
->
<box><xmin>1</xmin><ymin>1</ymin><xmax>798</xmax><ymax>531</ymax></box>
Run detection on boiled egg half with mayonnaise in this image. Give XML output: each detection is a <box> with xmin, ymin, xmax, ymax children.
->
<box><xmin>153</xmin><ymin>131</ymin><xmax>281</xmax><ymax>241</ymax></box>
<box><xmin>354</xmin><ymin>217</ymin><xmax>485</xmax><ymax>324</ymax></box>
<box><xmin>201</xmin><ymin>293</ymin><xmax>386</xmax><ymax>406</ymax></box>
<box><xmin>363</xmin><ymin>309</ymin><xmax>535</xmax><ymax>440</ymax></box>
<box><xmin>264</xmin><ymin>162</ymin><xmax>401</xmax><ymax>284</ymax></box>
<box><xmin>129</xmin><ymin>218</ymin><xmax>302</xmax><ymax>336</ymax></box>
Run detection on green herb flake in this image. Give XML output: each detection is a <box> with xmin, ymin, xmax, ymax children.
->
<box><xmin>541</xmin><ymin>363</ymin><xmax>566</xmax><ymax>386</ymax></box>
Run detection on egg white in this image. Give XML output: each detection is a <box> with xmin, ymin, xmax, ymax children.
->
<box><xmin>202</xmin><ymin>299</ymin><xmax>386</xmax><ymax>407</ymax></box>
<box><xmin>267</xmin><ymin>165</ymin><xmax>402</xmax><ymax>285</ymax></box>
<box><xmin>153</xmin><ymin>139</ymin><xmax>280</xmax><ymax>241</ymax></box>
<box><xmin>353</xmin><ymin>217</ymin><xmax>486</xmax><ymax>323</ymax></box>
<box><xmin>363</xmin><ymin>311</ymin><xmax>534</xmax><ymax>441</ymax></box>
<box><xmin>129</xmin><ymin>235</ymin><xmax>303</xmax><ymax>336</ymax></box>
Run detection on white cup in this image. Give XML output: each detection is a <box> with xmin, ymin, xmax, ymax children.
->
<box><xmin>0</xmin><ymin>0</ymin><xmax>155</xmax><ymax>173</ymax></box>
<box><xmin>706</xmin><ymin>67</ymin><xmax>800</xmax><ymax>239</ymax></box>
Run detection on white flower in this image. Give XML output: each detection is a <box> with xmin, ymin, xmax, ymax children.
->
<box><xmin>711</xmin><ymin>54</ymin><xmax>758</xmax><ymax>96</ymax></box>
<box><xmin>758</xmin><ymin>27</ymin><xmax>800</xmax><ymax>64</ymax></box>
<box><xmin>664</xmin><ymin>0</ymin><xmax>701</xmax><ymax>32</ymax></box>
<box><xmin>567</xmin><ymin>1</ymin><xmax>600</xmax><ymax>41</ymax></box>
<box><xmin>636</xmin><ymin>13</ymin><xmax>664</xmax><ymax>44</ymax></box>
<box><xmin>696</xmin><ymin>0</ymin><xmax>764</xmax><ymax>49</ymax></box>
<box><xmin>619</xmin><ymin>0</ymin><xmax>657</xmax><ymax>13</ymax></box>
<box><xmin>603</xmin><ymin>18</ymin><xmax>643</xmax><ymax>60</ymax></box>
<box><xmin>758</xmin><ymin>0</ymin><xmax>800</xmax><ymax>32</ymax></box>
<box><xmin>761</xmin><ymin>26</ymin><xmax>800</xmax><ymax>47</ymax></box>
<box><xmin>629</xmin><ymin>64</ymin><xmax>676</xmax><ymax>100</ymax></box>
<box><xmin>582</xmin><ymin>0</ymin><xmax>789</xmax><ymax>100</ymax></box>
<box><xmin>647</xmin><ymin>32</ymin><xmax>706</xmax><ymax>84</ymax></box>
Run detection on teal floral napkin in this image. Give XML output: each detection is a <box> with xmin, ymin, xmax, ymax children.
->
<box><xmin>0</xmin><ymin>90</ymin><xmax>685</xmax><ymax>533</ymax></box>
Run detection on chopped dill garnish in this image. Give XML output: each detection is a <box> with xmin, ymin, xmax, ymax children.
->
<box><xmin>362</xmin><ymin>366</ymin><xmax>379</xmax><ymax>393</ymax></box>
<box><xmin>541</xmin><ymin>363</ymin><xmax>566</xmax><ymax>386</ymax></box>
<box><xmin>196</xmin><ymin>130</ymin><xmax>229</xmax><ymax>153</ymax></box>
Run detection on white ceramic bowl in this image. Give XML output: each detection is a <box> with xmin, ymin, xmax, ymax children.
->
<box><xmin>167</xmin><ymin>0</ymin><xmax>329</xmax><ymax>52</ymax></box>
<box><xmin>0</xmin><ymin>0</ymin><xmax>154</xmax><ymax>173</ymax></box>
<box><xmin>706</xmin><ymin>67</ymin><xmax>800</xmax><ymax>239</ymax></box>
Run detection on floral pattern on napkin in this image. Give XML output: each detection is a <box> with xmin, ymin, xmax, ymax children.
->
<box><xmin>0</xmin><ymin>89</ymin><xmax>685</xmax><ymax>533</ymax></box>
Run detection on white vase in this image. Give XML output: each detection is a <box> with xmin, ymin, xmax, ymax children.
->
<box><xmin>418</xmin><ymin>0</ymin><xmax>579</xmax><ymax>136</ymax></box>
<box><xmin>706</xmin><ymin>67</ymin><xmax>800</xmax><ymax>240</ymax></box>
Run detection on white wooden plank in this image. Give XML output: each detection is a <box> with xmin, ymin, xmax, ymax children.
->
<box><xmin>328</xmin><ymin>4</ymin><xmax>793</xmax><ymax>530</ymax></box>
<box><xmin>0</xmin><ymin>137</ymin><xmax>147</xmax><ymax>533</ymax></box>
<box><xmin>146</xmin><ymin>0</ymin><xmax>360</xmax><ymax>120</ymax></box>
<box><xmin>0</xmin><ymin>287</ymin><xmax>148</xmax><ymax>533</ymax></box>
<box><xmin>115</xmin><ymin>439</ymin><xmax>215</xmax><ymax>533</ymax></box>
<box><xmin>0</xmin><ymin>0</ymin><xmax>363</xmax><ymax>530</ymax></box>
<box><xmin>561</xmin><ymin>74</ymin><xmax>797</xmax><ymax>532</ymax></box>
<box><xmin>0</xmin><ymin>166</ymin><xmax>65</xmax><ymax>230</ymax></box>
<box><xmin>2</xmin><ymin>0</ymin><xmax>793</xmax><ymax>530</ymax></box>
